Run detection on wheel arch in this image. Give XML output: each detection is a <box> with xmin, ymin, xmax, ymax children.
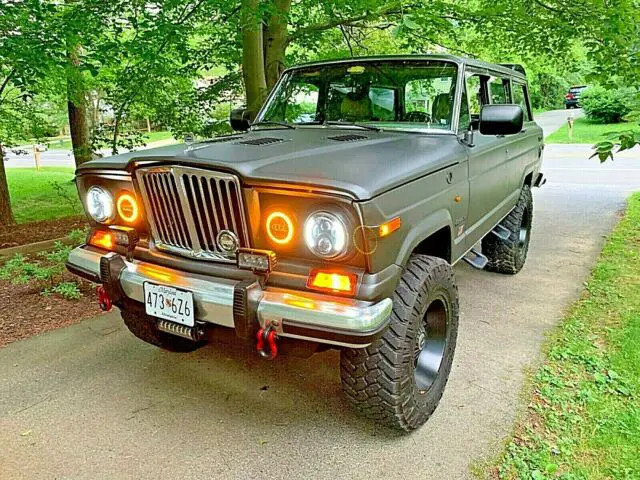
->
<box><xmin>395</xmin><ymin>209</ymin><xmax>454</xmax><ymax>267</ymax></box>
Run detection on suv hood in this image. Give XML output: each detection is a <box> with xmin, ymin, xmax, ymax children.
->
<box><xmin>79</xmin><ymin>128</ymin><xmax>466</xmax><ymax>200</ymax></box>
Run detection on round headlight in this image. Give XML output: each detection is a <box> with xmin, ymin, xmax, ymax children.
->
<box><xmin>304</xmin><ymin>211</ymin><xmax>348</xmax><ymax>259</ymax></box>
<box><xmin>86</xmin><ymin>186</ymin><xmax>115</xmax><ymax>223</ymax></box>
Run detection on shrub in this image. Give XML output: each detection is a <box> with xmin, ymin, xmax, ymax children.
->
<box><xmin>44</xmin><ymin>281</ymin><xmax>81</xmax><ymax>300</ymax></box>
<box><xmin>580</xmin><ymin>86</ymin><xmax>633</xmax><ymax>123</ymax></box>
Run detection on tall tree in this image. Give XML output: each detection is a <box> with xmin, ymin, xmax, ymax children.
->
<box><xmin>0</xmin><ymin>0</ymin><xmax>62</xmax><ymax>225</ymax></box>
<box><xmin>66</xmin><ymin>42</ymin><xmax>91</xmax><ymax>165</ymax></box>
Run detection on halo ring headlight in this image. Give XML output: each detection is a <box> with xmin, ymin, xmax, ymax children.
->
<box><xmin>266</xmin><ymin>211</ymin><xmax>294</xmax><ymax>245</ymax></box>
<box><xmin>116</xmin><ymin>192</ymin><xmax>139</xmax><ymax>223</ymax></box>
<box><xmin>304</xmin><ymin>211</ymin><xmax>348</xmax><ymax>259</ymax></box>
<box><xmin>86</xmin><ymin>186</ymin><xmax>115</xmax><ymax>224</ymax></box>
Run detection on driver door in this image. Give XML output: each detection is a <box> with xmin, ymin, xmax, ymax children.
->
<box><xmin>460</xmin><ymin>71</ymin><xmax>512</xmax><ymax>249</ymax></box>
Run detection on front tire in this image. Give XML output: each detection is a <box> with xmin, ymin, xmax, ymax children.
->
<box><xmin>340</xmin><ymin>255</ymin><xmax>459</xmax><ymax>431</ymax></box>
<box><xmin>482</xmin><ymin>185</ymin><xmax>533</xmax><ymax>274</ymax></box>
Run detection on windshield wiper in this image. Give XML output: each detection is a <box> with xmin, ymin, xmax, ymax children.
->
<box><xmin>251</xmin><ymin>120</ymin><xmax>296</xmax><ymax>130</ymax></box>
<box><xmin>323</xmin><ymin>121</ymin><xmax>382</xmax><ymax>132</ymax></box>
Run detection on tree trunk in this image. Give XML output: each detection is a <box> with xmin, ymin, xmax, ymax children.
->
<box><xmin>0</xmin><ymin>147</ymin><xmax>15</xmax><ymax>226</ymax></box>
<box><xmin>264</xmin><ymin>0</ymin><xmax>291</xmax><ymax>91</ymax></box>
<box><xmin>66</xmin><ymin>43</ymin><xmax>91</xmax><ymax>166</ymax></box>
<box><xmin>241</xmin><ymin>0</ymin><xmax>268</xmax><ymax>117</ymax></box>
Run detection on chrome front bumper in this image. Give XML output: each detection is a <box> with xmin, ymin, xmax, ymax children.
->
<box><xmin>67</xmin><ymin>246</ymin><xmax>393</xmax><ymax>348</ymax></box>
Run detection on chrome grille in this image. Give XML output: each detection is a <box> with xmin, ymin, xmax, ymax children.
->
<box><xmin>136</xmin><ymin>166</ymin><xmax>249</xmax><ymax>262</ymax></box>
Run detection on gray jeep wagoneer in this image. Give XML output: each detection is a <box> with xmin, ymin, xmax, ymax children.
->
<box><xmin>67</xmin><ymin>55</ymin><xmax>544</xmax><ymax>431</ymax></box>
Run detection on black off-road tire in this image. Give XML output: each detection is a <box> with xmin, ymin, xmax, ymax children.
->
<box><xmin>340</xmin><ymin>255</ymin><xmax>459</xmax><ymax>431</ymax></box>
<box><xmin>482</xmin><ymin>185</ymin><xmax>533</xmax><ymax>275</ymax></box>
<box><xmin>121</xmin><ymin>309</ymin><xmax>204</xmax><ymax>353</ymax></box>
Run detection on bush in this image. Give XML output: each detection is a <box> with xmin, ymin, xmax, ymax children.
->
<box><xmin>580</xmin><ymin>86</ymin><xmax>633</xmax><ymax>123</ymax></box>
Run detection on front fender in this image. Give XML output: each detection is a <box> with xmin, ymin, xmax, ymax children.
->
<box><xmin>394</xmin><ymin>208</ymin><xmax>454</xmax><ymax>267</ymax></box>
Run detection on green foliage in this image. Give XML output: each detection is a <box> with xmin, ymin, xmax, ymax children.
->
<box><xmin>0</xmin><ymin>253</ymin><xmax>60</xmax><ymax>285</ymax></box>
<box><xmin>580</xmin><ymin>87</ymin><xmax>633</xmax><ymax>124</ymax></box>
<box><xmin>67</xmin><ymin>228</ymin><xmax>89</xmax><ymax>246</ymax></box>
<box><xmin>0</xmin><ymin>242</ymin><xmax>83</xmax><ymax>300</ymax></box>
<box><xmin>44</xmin><ymin>282</ymin><xmax>81</xmax><ymax>301</ymax></box>
<box><xmin>492</xmin><ymin>194</ymin><xmax>640</xmax><ymax>479</ymax></box>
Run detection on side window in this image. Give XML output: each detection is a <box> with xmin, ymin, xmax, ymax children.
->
<box><xmin>466</xmin><ymin>74</ymin><xmax>483</xmax><ymax>116</ymax></box>
<box><xmin>464</xmin><ymin>73</ymin><xmax>487</xmax><ymax>130</ymax></box>
<box><xmin>489</xmin><ymin>77</ymin><xmax>508</xmax><ymax>104</ymax></box>
<box><xmin>512</xmin><ymin>82</ymin><xmax>532</xmax><ymax>121</ymax></box>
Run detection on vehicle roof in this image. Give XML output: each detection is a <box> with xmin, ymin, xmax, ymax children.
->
<box><xmin>285</xmin><ymin>54</ymin><xmax>528</xmax><ymax>81</ymax></box>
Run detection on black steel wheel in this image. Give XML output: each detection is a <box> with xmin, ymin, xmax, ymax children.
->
<box><xmin>340</xmin><ymin>254</ymin><xmax>459</xmax><ymax>431</ymax></box>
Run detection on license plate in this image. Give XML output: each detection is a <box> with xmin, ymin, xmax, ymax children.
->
<box><xmin>143</xmin><ymin>282</ymin><xmax>194</xmax><ymax>327</ymax></box>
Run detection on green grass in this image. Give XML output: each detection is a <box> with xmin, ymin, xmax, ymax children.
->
<box><xmin>6</xmin><ymin>167</ymin><xmax>84</xmax><ymax>223</ymax></box>
<box><xmin>546</xmin><ymin>117</ymin><xmax>638</xmax><ymax>144</ymax></box>
<box><xmin>143</xmin><ymin>130</ymin><xmax>176</xmax><ymax>144</ymax></box>
<box><xmin>20</xmin><ymin>130</ymin><xmax>176</xmax><ymax>151</ymax></box>
<box><xmin>490</xmin><ymin>193</ymin><xmax>640</xmax><ymax>479</ymax></box>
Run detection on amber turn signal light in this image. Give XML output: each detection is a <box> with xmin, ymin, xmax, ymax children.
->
<box><xmin>117</xmin><ymin>192</ymin><xmax>139</xmax><ymax>223</ymax></box>
<box><xmin>307</xmin><ymin>270</ymin><xmax>358</xmax><ymax>296</ymax></box>
<box><xmin>266</xmin><ymin>211</ymin><xmax>294</xmax><ymax>245</ymax></box>
<box><xmin>89</xmin><ymin>230</ymin><xmax>114</xmax><ymax>250</ymax></box>
<box><xmin>378</xmin><ymin>217</ymin><xmax>401</xmax><ymax>238</ymax></box>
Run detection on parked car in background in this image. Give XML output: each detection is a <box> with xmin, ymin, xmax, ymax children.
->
<box><xmin>564</xmin><ymin>85</ymin><xmax>587</xmax><ymax>108</ymax></box>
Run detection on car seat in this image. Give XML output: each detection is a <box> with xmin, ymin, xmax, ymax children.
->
<box><xmin>431</xmin><ymin>93</ymin><xmax>453</xmax><ymax>126</ymax></box>
<box><xmin>340</xmin><ymin>91</ymin><xmax>373</xmax><ymax>122</ymax></box>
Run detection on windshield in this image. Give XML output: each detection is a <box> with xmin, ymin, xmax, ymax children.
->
<box><xmin>258</xmin><ymin>60</ymin><xmax>459</xmax><ymax>132</ymax></box>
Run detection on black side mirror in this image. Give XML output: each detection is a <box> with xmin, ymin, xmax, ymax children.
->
<box><xmin>230</xmin><ymin>108</ymin><xmax>251</xmax><ymax>132</ymax></box>
<box><xmin>479</xmin><ymin>104</ymin><xmax>524</xmax><ymax>136</ymax></box>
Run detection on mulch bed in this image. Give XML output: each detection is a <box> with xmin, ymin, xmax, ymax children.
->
<box><xmin>0</xmin><ymin>276</ymin><xmax>103</xmax><ymax>349</ymax></box>
<box><xmin>0</xmin><ymin>215</ymin><xmax>88</xmax><ymax>249</ymax></box>
<box><xmin>0</xmin><ymin>268</ymin><xmax>104</xmax><ymax>349</ymax></box>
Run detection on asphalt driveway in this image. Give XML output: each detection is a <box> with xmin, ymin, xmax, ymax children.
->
<box><xmin>1</xmin><ymin>139</ymin><xmax>639</xmax><ymax>479</ymax></box>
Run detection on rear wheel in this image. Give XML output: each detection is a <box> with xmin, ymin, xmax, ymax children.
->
<box><xmin>121</xmin><ymin>309</ymin><xmax>205</xmax><ymax>353</ymax></box>
<box><xmin>482</xmin><ymin>185</ymin><xmax>533</xmax><ymax>274</ymax></box>
<box><xmin>340</xmin><ymin>255</ymin><xmax>459</xmax><ymax>431</ymax></box>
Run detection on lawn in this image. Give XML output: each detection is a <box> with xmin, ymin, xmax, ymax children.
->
<box><xmin>546</xmin><ymin>117</ymin><xmax>638</xmax><ymax>144</ymax></box>
<box><xmin>21</xmin><ymin>130</ymin><xmax>176</xmax><ymax>151</ymax></box>
<box><xmin>489</xmin><ymin>193</ymin><xmax>640</xmax><ymax>479</ymax></box>
<box><xmin>6</xmin><ymin>167</ymin><xmax>84</xmax><ymax>223</ymax></box>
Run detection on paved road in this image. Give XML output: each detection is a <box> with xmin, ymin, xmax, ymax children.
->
<box><xmin>3</xmin><ymin>139</ymin><xmax>178</xmax><ymax>169</ymax></box>
<box><xmin>4</xmin><ymin>110</ymin><xmax>576</xmax><ymax>168</ymax></box>
<box><xmin>1</xmin><ymin>141</ymin><xmax>639</xmax><ymax>479</ymax></box>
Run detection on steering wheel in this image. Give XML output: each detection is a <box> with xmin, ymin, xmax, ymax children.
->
<box><xmin>405</xmin><ymin>111</ymin><xmax>431</xmax><ymax>123</ymax></box>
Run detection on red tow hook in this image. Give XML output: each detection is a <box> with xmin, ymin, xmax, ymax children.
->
<box><xmin>97</xmin><ymin>286</ymin><xmax>112</xmax><ymax>312</ymax></box>
<box><xmin>256</xmin><ymin>326</ymin><xmax>278</xmax><ymax>360</ymax></box>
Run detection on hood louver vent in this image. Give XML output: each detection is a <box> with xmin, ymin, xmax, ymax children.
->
<box><xmin>236</xmin><ymin>137</ymin><xmax>284</xmax><ymax>146</ymax></box>
<box><xmin>328</xmin><ymin>134</ymin><xmax>368</xmax><ymax>142</ymax></box>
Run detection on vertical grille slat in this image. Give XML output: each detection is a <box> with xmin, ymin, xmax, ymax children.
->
<box><xmin>136</xmin><ymin>166</ymin><xmax>249</xmax><ymax>262</ymax></box>
<box><xmin>152</xmin><ymin>174</ymin><xmax>178</xmax><ymax>247</ymax></box>
<box><xmin>214</xmin><ymin>179</ymin><xmax>230</xmax><ymax>230</ymax></box>
<box><xmin>159</xmin><ymin>174</ymin><xmax>186</xmax><ymax>248</ymax></box>
<box><xmin>198</xmin><ymin>177</ymin><xmax>218</xmax><ymax>249</ymax></box>
<box><xmin>169</xmin><ymin>175</ymin><xmax>193</xmax><ymax>249</ymax></box>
